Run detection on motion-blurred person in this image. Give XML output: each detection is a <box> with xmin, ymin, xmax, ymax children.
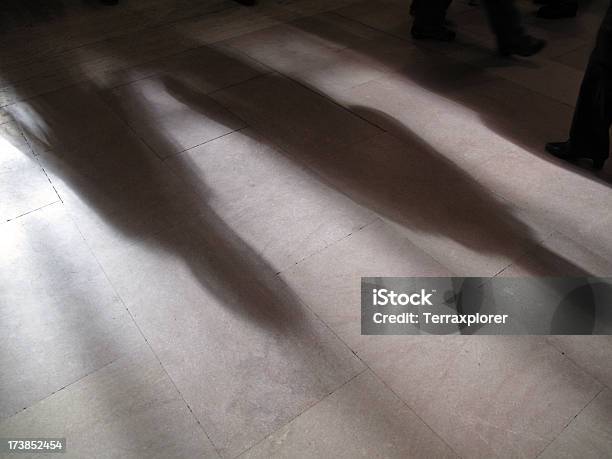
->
<box><xmin>411</xmin><ymin>0</ymin><xmax>546</xmax><ymax>57</ymax></box>
<box><xmin>546</xmin><ymin>3</ymin><xmax>612</xmax><ymax>170</ymax></box>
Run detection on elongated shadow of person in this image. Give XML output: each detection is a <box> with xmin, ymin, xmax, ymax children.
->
<box><xmin>144</xmin><ymin>72</ymin><xmax>597</xmax><ymax>331</ymax></box>
<box><xmin>15</xmin><ymin>90</ymin><xmax>304</xmax><ymax>333</ymax></box>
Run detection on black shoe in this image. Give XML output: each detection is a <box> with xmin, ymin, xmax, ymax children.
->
<box><xmin>537</xmin><ymin>2</ymin><xmax>577</xmax><ymax>19</ymax></box>
<box><xmin>233</xmin><ymin>0</ymin><xmax>256</xmax><ymax>5</ymax></box>
<box><xmin>545</xmin><ymin>141</ymin><xmax>606</xmax><ymax>170</ymax></box>
<box><xmin>411</xmin><ymin>25</ymin><xmax>456</xmax><ymax>42</ymax></box>
<box><xmin>100</xmin><ymin>0</ymin><xmax>118</xmax><ymax>4</ymax></box>
<box><xmin>499</xmin><ymin>35</ymin><xmax>546</xmax><ymax>57</ymax></box>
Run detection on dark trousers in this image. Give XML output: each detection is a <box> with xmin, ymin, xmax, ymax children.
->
<box><xmin>570</xmin><ymin>3</ymin><xmax>612</xmax><ymax>159</ymax></box>
<box><xmin>481</xmin><ymin>0</ymin><xmax>525</xmax><ymax>45</ymax></box>
<box><xmin>413</xmin><ymin>0</ymin><xmax>525</xmax><ymax>44</ymax></box>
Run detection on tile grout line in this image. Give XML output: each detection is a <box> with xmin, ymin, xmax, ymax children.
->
<box><xmin>44</xmin><ymin>94</ymin><xmax>225</xmax><ymax>458</ymax></box>
<box><xmin>261</xmin><ymin>213</ymin><xmax>466</xmax><ymax>458</ymax></box>
<box><xmin>2</xmin><ymin>200</ymin><xmax>60</xmax><ymax>225</ymax></box>
<box><xmin>231</xmin><ymin>368</ymin><xmax>369</xmax><ymax>458</ymax></box>
<box><xmin>100</xmin><ymin>277</ymin><xmax>223</xmax><ymax>459</ymax></box>
<box><xmin>0</xmin><ymin>355</ymin><xmax>123</xmax><ymax>425</ymax></box>
<box><xmin>71</xmin><ymin>177</ymin><xmax>224</xmax><ymax>459</ymax></box>
<box><xmin>282</xmin><ymin>282</ymin><xmax>466</xmax><ymax>459</ymax></box>
<box><xmin>274</xmin><ymin>216</ymin><xmax>381</xmax><ymax>276</ymax></box>
<box><xmin>104</xmin><ymin>105</ymin><xmax>227</xmax><ymax>457</ymax></box>
<box><xmin>365</xmin><ymin>365</ymin><xmax>466</xmax><ymax>459</ymax></box>
<box><xmin>535</xmin><ymin>385</ymin><xmax>606</xmax><ymax>458</ymax></box>
<box><xmin>546</xmin><ymin>337</ymin><xmax>612</xmax><ymax>392</ymax></box>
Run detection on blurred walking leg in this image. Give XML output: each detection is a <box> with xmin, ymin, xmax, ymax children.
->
<box><xmin>482</xmin><ymin>0</ymin><xmax>547</xmax><ymax>56</ymax></box>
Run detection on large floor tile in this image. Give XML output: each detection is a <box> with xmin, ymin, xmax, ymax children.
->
<box><xmin>448</xmin><ymin>45</ymin><xmax>584</xmax><ymax>107</ymax></box>
<box><xmin>283</xmin><ymin>129</ymin><xmax>549</xmax><ymax>276</ymax></box>
<box><xmin>37</xmin><ymin>129</ymin><xmax>200</xmax><ymax>261</ymax></box>
<box><xmin>106</xmin><ymin>43</ymin><xmax>269</xmax><ymax>92</ymax></box>
<box><xmin>225</xmin><ymin>15</ymin><xmax>445</xmax><ymax>97</ymax></box>
<box><xmin>7</xmin><ymin>85</ymin><xmax>129</xmax><ymax>155</ymax></box>
<box><xmin>358</xmin><ymin>336</ymin><xmax>602</xmax><ymax>458</ymax></box>
<box><xmin>240</xmin><ymin>370</ymin><xmax>458</xmax><ymax>458</ymax></box>
<box><xmin>0</xmin><ymin>345</ymin><xmax>218</xmax><ymax>459</ymax></box>
<box><xmin>547</xmin><ymin>336</ymin><xmax>612</xmax><ymax>389</ymax></box>
<box><xmin>0</xmin><ymin>23</ymin><xmax>194</xmax><ymax>106</ymax></box>
<box><xmin>167</xmin><ymin>128</ymin><xmax>376</xmax><ymax>272</ymax></box>
<box><xmin>101</xmin><ymin>217</ymin><xmax>365</xmax><ymax>458</ymax></box>
<box><xmin>0</xmin><ymin>127</ymin><xmax>58</xmax><ymax>223</ymax></box>
<box><xmin>211</xmin><ymin>73</ymin><xmax>383</xmax><ymax>155</ymax></box>
<box><xmin>221</xmin><ymin>16</ymin><xmax>382</xmax><ymax>94</ymax></box>
<box><xmin>551</xmin><ymin>44</ymin><xmax>592</xmax><ymax>71</ymax></box>
<box><xmin>539</xmin><ymin>388</ymin><xmax>612</xmax><ymax>459</ymax></box>
<box><xmin>225</xmin><ymin>11</ymin><xmax>385</xmax><ymax>55</ymax></box>
<box><xmin>496</xmin><ymin>231</ymin><xmax>612</xmax><ymax>277</ymax></box>
<box><xmin>172</xmin><ymin>2</ymin><xmax>298</xmax><ymax>45</ymax></box>
<box><xmin>332</xmin><ymin>0</ymin><xmax>414</xmax><ymax>39</ymax></box>
<box><xmin>449</xmin><ymin>76</ymin><xmax>574</xmax><ymax>156</ymax></box>
<box><xmin>79</xmin><ymin>24</ymin><xmax>197</xmax><ymax>87</ymax></box>
<box><xmin>0</xmin><ymin>1</ymin><xmax>151</xmax><ymax>65</ymax></box>
<box><xmin>470</xmin><ymin>143</ymin><xmax>612</xmax><ymax>248</ymax></box>
<box><xmin>0</xmin><ymin>204</ymin><xmax>144</xmax><ymax>420</ymax></box>
<box><xmin>280</xmin><ymin>219</ymin><xmax>453</xmax><ymax>349</ymax></box>
<box><xmin>107</xmin><ymin>76</ymin><xmax>246</xmax><ymax>157</ymax></box>
<box><xmin>567</xmin><ymin>212</ymin><xmax>612</xmax><ymax>268</ymax></box>
<box><xmin>334</xmin><ymin>71</ymin><xmax>503</xmax><ymax>169</ymax></box>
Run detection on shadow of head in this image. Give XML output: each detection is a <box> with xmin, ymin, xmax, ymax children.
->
<box><xmin>551</xmin><ymin>281</ymin><xmax>612</xmax><ymax>334</ymax></box>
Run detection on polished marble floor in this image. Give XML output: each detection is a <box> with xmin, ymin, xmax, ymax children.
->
<box><xmin>1</xmin><ymin>0</ymin><xmax>612</xmax><ymax>457</ymax></box>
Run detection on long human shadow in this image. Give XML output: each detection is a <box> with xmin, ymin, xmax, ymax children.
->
<box><xmin>139</xmin><ymin>73</ymin><xmax>598</xmax><ymax>332</ymax></box>
<box><xmin>1</xmin><ymin>0</ymin><xmax>318</xmax><ymax>329</ymax></box>
<box><xmin>165</xmin><ymin>70</ymin><xmax>588</xmax><ymax>277</ymax></box>
<box><xmin>283</xmin><ymin>10</ymin><xmax>612</xmax><ymax>183</ymax></box>
<box><xmin>0</xmin><ymin>2</ymin><xmax>377</xmax><ymax>452</ymax></box>
<box><xmin>4</xmin><ymin>62</ymin><xmax>374</xmax><ymax>457</ymax></box>
<box><xmin>12</xmin><ymin>87</ymin><xmax>306</xmax><ymax>333</ymax></box>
